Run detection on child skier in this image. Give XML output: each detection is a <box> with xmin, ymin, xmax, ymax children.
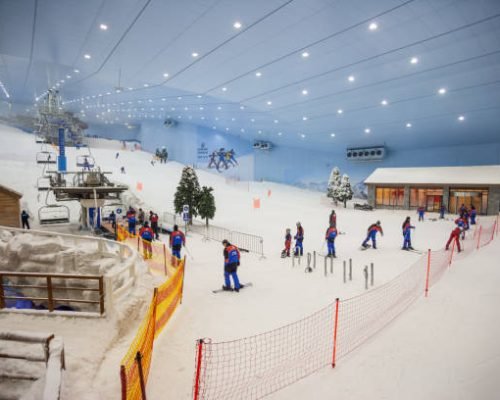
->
<box><xmin>281</xmin><ymin>228</ymin><xmax>292</xmax><ymax>258</ymax></box>
<box><xmin>127</xmin><ymin>213</ymin><xmax>136</xmax><ymax>236</ymax></box>
<box><xmin>325</xmin><ymin>224</ymin><xmax>338</xmax><ymax>257</ymax></box>
<box><xmin>470</xmin><ymin>205</ymin><xmax>477</xmax><ymax>225</ymax></box>
<box><xmin>401</xmin><ymin>217</ymin><xmax>415</xmax><ymax>250</ymax></box>
<box><xmin>294</xmin><ymin>222</ymin><xmax>304</xmax><ymax>256</ymax></box>
<box><xmin>361</xmin><ymin>221</ymin><xmax>383</xmax><ymax>249</ymax></box>
<box><xmin>139</xmin><ymin>222</ymin><xmax>154</xmax><ymax>259</ymax></box>
<box><xmin>445</xmin><ymin>226</ymin><xmax>462</xmax><ymax>252</ymax></box>
<box><xmin>329</xmin><ymin>210</ymin><xmax>337</xmax><ymax>228</ymax></box>
<box><xmin>417</xmin><ymin>206</ymin><xmax>425</xmax><ymax>222</ymax></box>
<box><xmin>170</xmin><ymin>224</ymin><xmax>186</xmax><ymax>259</ymax></box>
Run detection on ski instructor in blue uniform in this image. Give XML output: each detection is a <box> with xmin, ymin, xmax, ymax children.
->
<box><xmin>222</xmin><ymin>239</ymin><xmax>242</xmax><ymax>292</ymax></box>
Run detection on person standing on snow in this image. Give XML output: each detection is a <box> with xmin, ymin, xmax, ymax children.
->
<box><xmin>401</xmin><ymin>216</ymin><xmax>415</xmax><ymax>250</ymax></box>
<box><xmin>417</xmin><ymin>206</ymin><xmax>425</xmax><ymax>222</ymax></box>
<box><xmin>281</xmin><ymin>228</ymin><xmax>292</xmax><ymax>258</ymax></box>
<box><xmin>361</xmin><ymin>221</ymin><xmax>383</xmax><ymax>249</ymax></box>
<box><xmin>170</xmin><ymin>224</ymin><xmax>186</xmax><ymax>259</ymax></box>
<box><xmin>294</xmin><ymin>222</ymin><xmax>304</xmax><ymax>256</ymax></box>
<box><xmin>21</xmin><ymin>210</ymin><xmax>30</xmax><ymax>229</ymax></box>
<box><xmin>325</xmin><ymin>224</ymin><xmax>338</xmax><ymax>258</ymax></box>
<box><xmin>329</xmin><ymin>210</ymin><xmax>337</xmax><ymax>228</ymax></box>
<box><xmin>222</xmin><ymin>239</ymin><xmax>242</xmax><ymax>292</ymax></box>
<box><xmin>445</xmin><ymin>226</ymin><xmax>462</xmax><ymax>252</ymax></box>
<box><xmin>139</xmin><ymin>222</ymin><xmax>154</xmax><ymax>259</ymax></box>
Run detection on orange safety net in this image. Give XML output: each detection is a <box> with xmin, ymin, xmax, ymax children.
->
<box><xmin>120</xmin><ymin>290</ymin><xmax>157</xmax><ymax>400</ymax></box>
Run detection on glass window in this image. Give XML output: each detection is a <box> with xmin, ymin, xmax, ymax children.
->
<box><xmin>410</xmin><ymin>188</ymin><xmax>443</xmax><ymax>208</ymax></box>
<box><xmin>449</xmin><ymin>188</ymin><xmax>489</xmax><ymax>214</ymax></box>
<box><xmin>375</xmin><ymin>187</ymin><xmax>404</xmax><ymax>207</ymax></box>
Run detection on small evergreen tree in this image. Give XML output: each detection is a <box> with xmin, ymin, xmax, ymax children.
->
<box><xmin>197</xmin><ymin>186</ymin><xmax>216</xmax><ymax>226</ymax></box>
<box><xmin>335</xmin><ymin>174</ymin><xmax>354</xmax><ymax>208</ymax></box>
<box><xmin>327</xmin><ymin>167</ymin><xmax>341</xmax><ymax>205</ymax></box>
<box><xmin>174</xmin><ymin>166</ymin><xmax>201</xmax><ymax>223</ymax></box>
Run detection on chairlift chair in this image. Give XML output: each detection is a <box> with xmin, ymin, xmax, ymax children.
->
<box><xmin>36</xmin><ymin>151</ymin><xmax>57</xmax><ymax>164</ymax></box>
<box><xmin>76</xmin><ymin>155</ymin><xmax>96</xmax><ymax>168</ymax></box>
<box><xmin>35</xmin><ymin>135</ymin><xmax>47</xmax><ymax>144</ymax></box>
<box><xmin>38</xmin><ymin>205</ymin><xmax>70</xmax><ymax>225</ymax></box>
<box><xmin>36</xmin><ymin>176</ymin><xmax>51</xmax><ymax>191</ymax></box>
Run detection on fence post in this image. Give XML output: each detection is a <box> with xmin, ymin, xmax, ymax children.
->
<box><xmin>313</xmin><ymin>251</ymin><xmax>316</xmax><ymax>269</ymax></box>
<box><xmin>349</xmin><ymin>260</ymin><xmax>352</xmax><ymax>281</ymax></box>
<box><xmin>180</xmin><ymin>257</ymin><xmax>186</xmax><ymax>305</ymax></box>
<box><xmin>363</xmin><ymin>266</ymin><xmax>368</xmax><ymax>290</ymax></box>
<box><xmin>163</xmin><ymin>243</ymin><xmax>168</xmax><ymax>276</ymax></box>
<box><xmin>343</xmin><ymin>261</ymin><xmax>346</xmax><ymax>283</ymax></box>
<box><xmin>135</xmin><ymin>351</ymin><xmax>147</xmax><ymax>400</ymax></box>
<box><xmin>324</xmin><ymin>256</ymin><xmax>327</xmax><ymax>277</ymax></box>
<box><xmin>47</xmin><ymin>276</ymin><xmax>54</xmax><ymax>312</ymax></box>
<box><xmin>137</xmin><ymin>236</ymin><xmax>140</xmax><ymax>252</ymax></box>
<box><xmin>120</xmin><ymin>365</ymin><xmax>127</xmax><ymax>400</ymax></box>
<box><xmin>193</xmin><ymin>339</ymin><xmax>204</xmax><ymax>400</ymax></box>
<box><xmin>476</xmin><ymin>225</ymin><xmax>482</xmax><ymax>249</ymax></box>
<box><xmin>98</xmin><ymin>276</ymin><xmax>105</xmax><ymax>315</ymax></box>
<box><xmin>331</xmin><ymin>298</ymin><xmax>340</xmax><ymax>368</ymax></box>
<box><xmin>491</xmin><ymin>220</ymin><xmax>497</xmax><ymax>242</ymax></box>
<box><xmin>370</xmin><ymin>263</ymin><xmax>374</xmax><ymax>286</ymax></box>
<box><xmin>448</xmin><ymin>239</ymin><xmax>455</xmax><ymax>267</ymax></box>
<box><xmin>425</xmin><ymin>249</ymin><xmax>431</xmax><ymax>297</ymax></box>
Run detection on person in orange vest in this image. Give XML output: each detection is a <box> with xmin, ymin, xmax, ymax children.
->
<box><xmin>445</xmin><ymin>226</ymin><xmax>462</xmax><ymax>252</ymax></box>
<box><xmin>222</xmin><ymin>239</ymin><xmax>242</xmax><ymax>292</ymax></box>
<box><xmin>325</xmin><ymin>224</ymin><xmax>338</xmax><ymax>257</ymax></box>
<box><xmin>139</xmin><ymin>222</ymin><xmax>154</xmax><ymax>259</ymax></box>
<box><xmin>170</xmin><ymin>225</ymin><xmax>186</xmax><ymax>259</ymax></box>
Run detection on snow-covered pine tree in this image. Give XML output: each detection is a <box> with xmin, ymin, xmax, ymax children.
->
<box><xmin>197</xmin><ymin>186</ymin><xmax>216</xmax><ymax>227</ymax></box>
<box><xmin>327</xmin><ymin>167</ymin><xmax>341</xmax><ymax>205</ymax></box>
<box><xmin>174</xmin><ymin>166</ymin><xmax>201</xmax><ymax>223</ymax></box>
<box><xmin>336</xmin><ymin>174</ymin><xmax>354</xmax><ymax>208</ymax></box>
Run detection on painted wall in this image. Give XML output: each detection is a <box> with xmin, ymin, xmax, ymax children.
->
<box><xmin>86</xmin><ymin>123</ymin><xmax>139</xmax><ymax>141</ymax></box>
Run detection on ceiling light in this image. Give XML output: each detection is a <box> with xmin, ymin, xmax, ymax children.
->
<box><xmin>330</xmin><ymin>133</ymin><xmax>336</xmax><ymax>137</ymax></box>
<box><xmin>406</xmin><ymin>122</ymin><xmax>412</xmax><ymax>128</ymax></box>
<box><xmin>217</xmin><ymin>106</ymin><xmax>222</xmax><ymax>110</ymax></box>
<box><xmin>161</xmin><ymin>98</ymin><xmax>166</xmax><ymax>101</ymax></box>
<box><xmin>226</xmin><ymin>128</ymin><xmax>229</xmax><ymax>131</ymax></box>
<box><xmin>274</xmin><ymin>119</ymin><xmax>279</xmax><ymax>123</ymax></box>
<box><xmin>143</xmin><ymin>83</ymin><xmax>149</xmax><ymax>87</ymax></box>
<box><xmin>368</xmin><ymin>22</ymin><xmax>378</xmax><ymax>30</ymax></box>
<box><xmin>348</xmin><ymin>75</ymin><xmax>355</xmax><ymax>82</ymax></box>
<box><xmin>215</xmin><ymin>117</ymin><xmax>219</xmax><ymax>121</ymax></box>
<box><xmin>337</xmin><ymin>108</ymin><xmax>343</xmax><ymax>114</ymax></box>
<box><xmin>381</xmin><ymin>99</ymin><xmax>388</xmax><ymax>106</ymax></box>
<box><xmin>177</xmin><ymin>96</ymin><xmax>182</xmax><ymax>100</ymax></box>
<box><xmin>163</xmin><ymin>73</ymin><xmax>169</xmax><ymax>78</ymax></box>
<box><xmin>74</xmin><ymin>69</ymin><xmax>80</xmax><ymax>73</ymax></box>
<box><xmin>410</xmin><ymin>57</ymin><xmax>419</xmax><ymax>64</ymax></box>
<box><xmin>458</xmin><ymin>115</ymin><xmax>465</xmax><ymax>121</ymax></box>
<box><xmin>258</xmin><ymin>130</ymin><xmax>262</xmax><ymax>134</ymax></box>
<box><xmin>66</xmin><ymin>75</ymin><xmax>71</xmax><ymax>79</ymax></box>
<box><xmin>192</xmin><ymin>52</ymin><xmax>199</xmax><ymax>58</ymax></box>
<box><xmin>222</xmin><ymin>87</ymin><xmax>227</xmax><ymax>92</ymax></box>
<box><xmin>300</xmin><ymin>133</ymin><xmax>306</xmax><ymax>138</ymax></box>
<box><xmin>255</xmin><ymin>71</ymin><xmax>262</xmax><ymax>77</ymax></box>
<box><xmin>197</xmin><ymin>95</ymin><xmax>203</xmax><ymax>98</ymax></box>
<box><xmin>212</xmin><ymin>126</ymin><xmax>216</xmax><ymax>130</ymax></box>
<box><xmin>364</xmin><ymin>128</ymin><xmax>371</xmax><ymax>134</ymax></box>
<box><xmin>199</xmin><ymin>106</ymin><xmax>204</xmax><ymax>110</ymax></box>
<box><xmin>84</xmin><ymin>54</ymin><xmax>91</xmax><ymax>59</ymax></box>
<box><xmin>438</xmin><ymin>88</ymin><xmax>446</xmax><ymax>95</ymax></box>
<box><xmin>231</xmin><ymin>117</ymin><xmax>235</xmax><ymax>121</ymax></box>
<box><xmin>266</xmin><ymin>100</ymin><xmax>272</xmax><ymax>105</ymax></box>
<box><xmin>240</xmin><ymin>106</ymin><xmax>245</xmax><ymax>110</ymax></box>
<box><xmin>302</xmin><ymin>89</ymin><xmax>308</xmax><ymax>95</ymax></box>
<box><xmin>99</xmin><ymin>23</ymin><xmax>108</xmax><ymax>30</ymax></box>
<box><xmin>301</xmin><ymin>51</ymin><xmax>309</xmax><ymax>58</ymax></box>
<box><xmin>201</xmin><ymin>116</ymin><xmax>205</xmax><ymax>120</ymax></box>
<box><xmin>240</xmin><ymin>128</ymin><xmax>245</xmax><ymax>132</ymax></box>
<box><xmin>302</xmin><ymin>116</ymin><xmax>308</xmax><ymax>121</ymax></box>
<box><xmin>233</xmin><ymin>21</ymin><xmax>242</xmax><ymax>29</ymax></box>
<box><xmin>278</xmin><ymin>132</ymin><xmax>282</xmax><ymax>136</ymax></box>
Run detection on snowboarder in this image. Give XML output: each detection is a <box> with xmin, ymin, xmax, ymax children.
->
<box><xmin>21</xmin><ymin>210</ymin><xmax>30</xmax><ymax>229</ymax></box>
<box><xmin>361</xmin><ymin>221</ymin><xmax>383</xmax><ymax>249</ymax></box>
<box><xmin>222</xmin><ymin>239</ymin><xmax>242</xmax><ymax>292</ymax></box>
<box><xmin>150</xmin><ymin>211</ymin><xmax>159</xmax><ymax>240</ymax></box>
<box><xmin>470</xmin><ymin>205</ymin><xmax>477</xmax><ymax>225</ymax></box>
<box><xmin>281</xmin><ymin>228</ymin><xmax>292</xmax><ymax>258</ymax></box>
<box><xmin>329</xmin><ymin>210</ymin><xmax>337</xmax><ymax>228</ymax></box>
<box><xmin>439</xmin><ymin>204</ymin><xmax>446</xmax><ymax>219</ymax></box>
<box><xmin>294</xmin><ymin>222</ymin><xmax>304</xmax><ymax>256</ymax></box>
<box><xmin>417</xmin><ymin>206</ymin><xmax>425</xmax><ymax>222</ymax></box>
<box><xmin>170</xmin><ymin>225</ymin><xmax>186</xmax><ymax>259</ymax></box>
<box><xmin>139</xmin><ymin>222</ymin><xmax>154</xmax><ymax>259</ymax></box>
<box><xmin>445</xmin><ymin>226</ymin><xmax>462</xmax><ymax>252</ymax></box>
<box><xmin>401</xmin><ymin>217</ymin><xmax>415</xmax><ymax>250</ymax></box>
<box><xmin>325</xmin><ymin>224</ymin><xmax>338</xmax><ymax>257</ymax></box>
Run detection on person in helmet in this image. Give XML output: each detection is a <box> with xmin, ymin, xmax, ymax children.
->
<box><xmin>222</xmin><ymin>239</ymin><xmax>242</xmax><ymax>292</ymax></box>
<box><xmin>170</xmin><ymin>224</ymin><xmax>186</xmax><ymax>259</ymax></box>
<box><xmin>294</xmin><ymin>222</ymin><xmax>304</xmax><ymax>256</ymax></box>
<box><xmin>361</xmin><ymin>221</ymin><xmax>383</xmax><ymax>249</ymax></box>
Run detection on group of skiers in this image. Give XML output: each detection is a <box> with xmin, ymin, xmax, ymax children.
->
<box><xmin>207</xmin><ymin>148</ymin><xmax>238</xmax><ymax>172</ymax></box>
<box><xmin>155</xmin><ymin>147</ymin><xmax>168</xmax><ymax>163</ymax></box>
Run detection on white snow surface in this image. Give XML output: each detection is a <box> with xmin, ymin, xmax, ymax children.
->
<box><xmin>365</xmin><ymin>165</ymin><xmax>500</xmax><ymax>185</ymax></box>
<box><xmin>0</xmin><ymin>124</ymin><xmax>499</xmax><ymax>399</ymax></box>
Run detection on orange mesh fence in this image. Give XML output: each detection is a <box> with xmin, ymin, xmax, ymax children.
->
<box><xmin>120</xmin><ymin>290</ymin><xmax>157</xmax><ymax>400</ymax></box>
<box><xmin>478</xmin><ymin>220</ymin><xmax>497</xmax><ymax>248</ymax></box>
<box><xmin>155</xmin><ymin>258</ymin><xmax>185</xmax><ymax>338</ymax></box>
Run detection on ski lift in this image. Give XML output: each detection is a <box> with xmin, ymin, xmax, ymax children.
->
<box><xmin>102</xmin><ymin>202</ymin><xmax>125</xmax><ymax>220</ymax></box>
<box><xmin>35</xmin><ymin>135</ymin><xmax>47</xmax><ymax>144</ymax></box>
<box><xmin>76</xmin><ymin>155</ymin><xmax>96</xmax><ymax>168</ymax></box>
<box><xmin>38</xmin><ymin>205</ymin><xmax>70</xmax><ymax>225</ymax></box>
<box><xmin>36</xmin><ymin>176</ymin><xmax>51</xmax><ymax>191</ymax></box>
<box><xmin>36</xmin><ymin>151</ymin><xmax>57</xmax><ymax>164</ymax></box>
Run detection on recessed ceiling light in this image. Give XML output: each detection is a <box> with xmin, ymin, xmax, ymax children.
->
<box><xmin>266</xmin><ymin>100</ymin><xmax>272</xmax><ymax>105</ymax></box>
<box><xmin>240</xmin><ymin>106</ymin><xmax>245</xmax><ymax>110</ymax></box>
<box><xmin>201</xmin><ymin>116</ymin><xmax>205</xmax><ymax>120</ymax></box>
<box><xmin>337</xmin><ymin>108</ymin><xmax>343</xmax><ymax>114</ymax></box>
<box><xmin>258</xmin><ymin>130</ymin><xmax>262</xmax><ymax>134</ymax></box>
<box><xmin>171</xmin><ymin>107</ymin><xmax>176</xmax><ymax>111</ymax></box>
<box><xmin>368</xmin><ymin>22</ymin><xmax>378</xmax><ymax>30</ymax></box>
<box><xmin>406</xmin><ymin>122</ymin><xmax>412</xmax><ymax>128</ymax></box>
<box><xmin>177</xmin><ymin>96</ymin><xmax>182</xmax><ymax>100</ymax></box>
<box><xmin>348</xmin><ymin>75</ymin><xmax>355</xmax><ymax>82</ymax></box>
<box><xmin>330</xmin><ymin>133</ymin><xmax>336</xmax><ymax>137</ymax></box>
<box><xmin>199</xmin><ymin>106</ymin><xmax>204</xmax><ymax>110</ymax></box>
<box><xmin>197</xmin><ymin>95</ymin><xmax>203</xmax><ymax>98</ymax></box>
<box><xmin>66</xmin><ymin>75</ymin><xmax>71</xmax><ymax>79</ymax></box>
<box><xmin>381</xmin><ymin>99</ymin><xmax>388</xmax><ymax>106</ymax></box>
<box><xmin>222</xmin><ymin>87</ymin><xmax>227</xmax><ymax>92</ymax></box>
<box><xmin>301</xmin><ymin>89</ymin><xmax>308</xmax><ymax>95</ymax></box>
<box><xmin>226</xmin><ymin>128</ymin><xmax>229</xmax><ymax>131</ymax></box>
<box><xmin>410</xmin><ymin>57</ymin><xmax>419</xmax><ymax>64</ymax></box>
<box><xmin>215</xmin><ymin>117</ymin><xmax>219</xmax><ymax>121</ymax></box>
<box><xmin>192</xmin><ymin>52</ymin><xmax>199</xmax><ymax>58</ymax></box>
<box><xmin>300</xmin><ymin>133</ymin><xmax>306</xmax><ymax>138</ymax></box>
<box><xmin>231</xmin><ymin>117</ymin><xmax>235</xmax><ymax>121</ymax></box>
<box><xmin>84</xmin><ymin>54</ymin><xmax>91</xmax><ymax>59</ymax></box>
<box><xmin>274</xmin><ymin>119</ymin><xmax>279</xmax><ymax>123</ymax></box>
<box><xmin>184</xmin><ymin>107</ymin><xmax>188</xmax><ymax>111</ymax></box>
<box><xmin>250</xmin><ymin>118</ymin><xmax>255</xmax><ymax>122</ymax></box>
<box><xmin>240</xmin><ymin>128</ymin><xmax>245</xmax><ymax>132</ymax></box>
<box><xmin>212</xmin><ymin>126</ymin><xmax>216</xmax><ymax>130</ymax></box>
<box><xmin>233</xmin><ymin>21</ymin><xmax>242</xmax><ymax>29</ymax></box>
<box><xmin>458</xmin><ymin>115</ymin><xmax>465</xmax><ymax>121</ymax></box>
<box><xmin>278</xmin><ymin>132</ymin><xmax>282</xmax><ymax>136</ymax></box>
<box><xmin>217</xmin><ymin>106</ymin><xmax>222</xmax><ymax>110</ymax></box>
<box><xmin>163</xmin><ymin>72</ymin><xmax>169</xmax><ymax>78</ymax></box>
<box><xmin>302</xmin><ymin>116</ymin><xmax>308</xmax><ymax>121</ymax></box>
<box><xmin>99</xmin><ymin>23</ymin><xmax>108</xmax><ymax>30</ymax></box>
<box><xmin>143</xmin><ymin>83</ymin><xmax>149</xmax><ymax>87</ymax></box>
<box><xmin>74</xmin><ymin>69</ymin><xmax>80</xmax><ymax>73</ymax></box>
<box><xmin>364</xmin><ymin>128</ymin><xmax>371</xmax><ymax>133</ymax></box>
<box><xmin>301</xmin><ymin>51</ymin><xmax>309</xmax><ymax>58</ymax></box>
<box><xmin>255</xmin><ymin>71</ymin><xmax>262</xmax><ymax>77</ymax></box>
<box><xmin>438</xmin><ymin>88</ymin><xmax>446</xmax><ymax>95</ymax></box>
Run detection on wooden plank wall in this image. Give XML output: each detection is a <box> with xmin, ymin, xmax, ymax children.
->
<box><xmin>0</xmin><ymin>189</ymin><xmax>21</xmax><ymax>228</ymax></box>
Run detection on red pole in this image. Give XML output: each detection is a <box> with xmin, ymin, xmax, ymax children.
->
<box><xmin>425</xmin><ymin>249</ymin><xmax>431</xmax><ymax>297</ymax></box>
<box><xmin>491</xmin><ymin>220</ymin><xmax>497</xmax><ymax>242</ymax></box>
<box><xmin>331</xmin><ymin>298</ymin><xmax>340</xmax><ymax>368</ymax></box>
<box><xmin>163</xmin><ymin>243</ymin><xmax>167</xmax><ymax>276</ymax></box>
<box><xmin>476</xmin><ymin>225</ymin><xmax>482</xmax><ymax>249</ymax></box>
<box><xmin>496</xmin><ymin>215</ymin><xmax>499</xmax><ymax>236</ymax></box>
<box><xmin>120</xmin><ymin>365</ymin><xmax>127</xmax><ymax>400</ymax></box>
<box><xmin>193</xmin><ymin>339</ymin><xmax>204</xmax><ymax>400</ymax></box>
<box><xmin>137</xmin><ymin>236</ymin><xmax>140</xmax><ymax>252</ymax></box>
<box><xmin>448</xmin><ymin>239</ymin><xmax>455</xmax><ymax>267</ymax></box>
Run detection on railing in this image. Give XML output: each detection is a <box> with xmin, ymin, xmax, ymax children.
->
<box><xmin>0</xmin><ymin>271</ymin><xmax>105</xmax><ymax>314</ymax></box>
<box><xmin>0</xmin><ymin>330</ymin><xmax>65</xmax><ymax>400</ymax></box>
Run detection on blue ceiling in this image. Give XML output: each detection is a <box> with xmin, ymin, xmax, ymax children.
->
<box><xmin>1</xmin><ymin>0</ymin><xmax>500</xmax><ymax>151</ymax></box>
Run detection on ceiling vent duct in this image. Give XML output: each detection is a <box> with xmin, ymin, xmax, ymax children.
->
<box><xmin>346</xmin><ymin>146</ymin><xmax>385</xmax><ymax>161</ymax></box>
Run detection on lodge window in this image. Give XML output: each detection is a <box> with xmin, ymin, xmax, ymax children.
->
<box><xmin>375</xmin><ymin>187</ymin><xmax>404</xmax><ymax>207</ymax></box>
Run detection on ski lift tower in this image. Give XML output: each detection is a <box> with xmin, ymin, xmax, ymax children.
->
<box><xmin>34</xmin><ymin>90</ymin><xmax>65</xmax><ymax>144</ymax></box>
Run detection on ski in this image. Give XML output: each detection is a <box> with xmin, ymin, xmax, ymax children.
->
<box><xmin>402</xmin><ymin>248</ymin><xmax>424</xmax><ymax>254</ymax></box>
<box><xmin>212</xmin><ymin>282</ymin><xmax>253</xmax><ymax>294</ymax></box>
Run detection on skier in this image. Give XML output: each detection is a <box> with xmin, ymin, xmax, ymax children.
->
<box><xmin>150</xmin><ymin>211</ymin><xmax>159</xmax><ymax>240</ymax></box>
<box><xmin>109</xmin><ymin>211</ymin><xmax>116</xmax><ymax>229</ymax></box>
<box><xmin>439</xmin><ymin>204</ymin><xmax>446</xmax><ymax>219</ymax></box>
<box><xmin>139</xmin><ymin>222</ymin><xmax>154</xmax><ymax>259</ymax></box>
<box><xmin>217</xmin><ymin>148</ymin><xmax>228</xmax><ymax>171</ymax></box>
<box><xmin>459</xmin><ymin>204</ymin><xmax>467</xmax><ymax>217</ymax></box>
<box><xmin>137</xmin><ymin>208</ymin><xmax>145</xmax><ymax>226</ymax></box>
<box><xmin>120</xmin><ymin>166</ymin><xmax>126</xmax><ymax>174</ymax></box>
<box><xmin>329</xmin><ymin>210</ymin><xmax>337</xmax><ymax>228</ymax></box>
<box><xmin>445</xmin><ymin>226</ymin><xmax>462</xmax><ymax>252</ymax></box>
<box><xmin>281</xmin><ymin>228</ymin><xmax>292</xmax><ymax>258</ymax></box>
<box><xmin>294</xmin><ymin>222</ymin><xmax>304</xmax><ymax>256</ymax></box>
<box><xmin>207</xmin><ymin>151</ymin><xmax>217</xmax><ymax>169</ymax></box>
<box><xmin>470</xmin><ymin>205</ymin><xmax>477</xmax><ymax>225</ymax></box>
<box><xmin>115</xmin><ymin>152</ymin><xmax>119</xmax><ymax>159</ymax></box>
<box><xmin>222</xmin><ymin>239</ymin><xmax>242</xmax><ymax>292</ymax></box>
<box><xmin>228</xmin><ymin>149</ymin><xmax>238</xmax><ymax>166</ymax></box>
<box><xmin>21</xmin><ymin>210</ymin><xmax>30</xmax><ymax>229</ymax></box>
<box><xmin>170</xmin><ymin>225</ymin><xmax>186</xmax><ymax>259</ymax></box>
<box><xmin>83</xmin><ymin>156</ymin><xmax>91</xmax><ymax>171</ymax></box>
<box><xmin>401</xmin><ymin>216</ymin><xmax>415</xmax><ymax>250</ymax></box>
<box><xmin>361</xmin><ymin>221</ymin><xmax>383</xmax><ymax>249</ymax></box>
<box><xmin>325</xmin><ymin>224</ymin><xmax>338</xmax><ymax>257</ymax></box>
<box><xmin>127</xmin><ymin>212</ymin><xmax>136</xmax><ymax>236</ymax></box>
<box><xmin>417</xmin><ymin>206</ymin><xmax>425</xmax><ymax>222</ymax></box>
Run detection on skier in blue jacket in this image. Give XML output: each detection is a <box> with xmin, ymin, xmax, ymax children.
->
<box><xmin>401</xmin><ymin>217</ymin><xmax>415</xmax><ymax>250</ymax></box>
<box><xmin>294</xmin><ymin>222</ymin><xmax>304</xmax><ymax>256</ymax></box>
<box><xmin>325</xmin><ymin>225</ymin><xmax>338</xmax><ymax>257</ymax></box>
<box><xmin>361</xmin><ymin>221</ymin><xmax>383</xmax><ymax>249</ymax></box>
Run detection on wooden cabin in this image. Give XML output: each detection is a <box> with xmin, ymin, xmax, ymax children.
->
<box><xmin>0</xmin><ymin>184</ymin><xmax>22</xmax><ymax>228</ymax></box>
